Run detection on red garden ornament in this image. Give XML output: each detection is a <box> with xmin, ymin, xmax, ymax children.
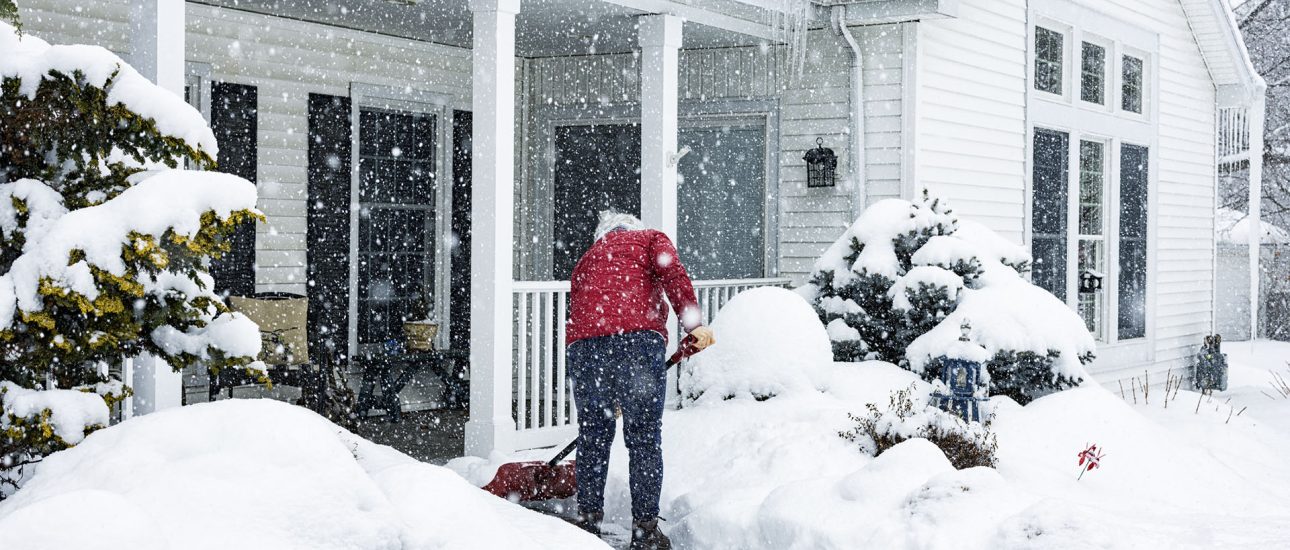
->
<box><xmin>1076</xmin><ymin>443</ymin><xmax>1105</xmax><ymax>480</ymax></box>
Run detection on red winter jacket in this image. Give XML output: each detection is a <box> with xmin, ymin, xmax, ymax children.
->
<box><xmin>567</xmin><ymin>229</ymin><xmax>701</xmax><ymax>345</ymax></box>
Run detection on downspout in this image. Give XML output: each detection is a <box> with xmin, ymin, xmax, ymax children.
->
<box><xmin>833</xmin><ymin>5</ymin><xmax>866</xmax><ymax>219</ymax></box>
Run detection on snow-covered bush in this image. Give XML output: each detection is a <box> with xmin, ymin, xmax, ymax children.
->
<box><xmin>802</xmin><ymin>192</ymin><xmax>1093</xmax><ymax>404</ymax></box>
<box><xmin>838</xmin><ymin>384</ymin><xmax>997</xmax><ymax>470</ymax></box>
<box><xmin>0</xmin><ymin>22</ymin><xmax>263</xmax><ymax>494</ymax></box>
<box><xmin>679</xmin><ymin>286</ymin><xmax>832</xmax><ymax>404</ymax></box>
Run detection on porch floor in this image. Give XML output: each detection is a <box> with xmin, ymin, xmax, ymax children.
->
<box><xmin>351</xmin><ymin>408</ymin><xmax>468</xmax><ymax>465</ymax></box>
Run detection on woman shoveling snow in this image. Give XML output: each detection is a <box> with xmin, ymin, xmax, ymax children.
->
<box><xmin>564</xmin><ymin>211</ymin><xmax>715</xmax><ymax>550</ymax></box>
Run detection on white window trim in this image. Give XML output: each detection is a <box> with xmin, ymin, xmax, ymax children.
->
<box><xmin>1025</xmin><ymin>0</ymin><xmax>1161</xmax><ymax>371</ymax></box>
<box><xmin>347</xmin><ymin>83</ymin><xmax>455</xmax><ymax>358</ymax></box>
<box><xmin>1031</xmin><ymin>18</ymin><xmax>1074</xmax><ymax>102</ymax></box>
<box><xmin>184</xmin><ymin>62</ymin><xmax>212</xmax><ymax>122</ymax></box>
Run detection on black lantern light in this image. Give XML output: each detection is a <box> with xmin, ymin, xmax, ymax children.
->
<box><xmin>803</xmin><ymin>137</ymin><xmax>837</xmax><ymax>188</ymax></box>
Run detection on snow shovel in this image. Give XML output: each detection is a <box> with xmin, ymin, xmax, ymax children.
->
<box><xmin>482</xmin><ymin>334</ymin><xmax>701</xmax><ymax>502</ymax></box>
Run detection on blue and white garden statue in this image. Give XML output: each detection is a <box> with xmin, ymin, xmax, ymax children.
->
<box><xmin>930</xmin><ymin>321</ymin><xmax>990</xmax><ymax>422</ymax></box>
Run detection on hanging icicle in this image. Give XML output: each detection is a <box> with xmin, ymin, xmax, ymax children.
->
<box><xmin>766</xmin><ymin>0</ymin><xmax>812</xmax><ymax>84</ymax></box>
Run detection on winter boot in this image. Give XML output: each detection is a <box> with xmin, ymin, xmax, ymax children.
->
<box><xmin>566</xmin><ymin>510</ymin><xmax>602</xmax><ymax>536</ymax></box>
<box><xmin>630</xmin><ymin>518</ymin><xmax>671</xmax><ymax>550</ymax></box>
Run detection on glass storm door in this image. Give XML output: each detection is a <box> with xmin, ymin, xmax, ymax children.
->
<box><xmin>677</xmin><ymin>123</ymin><xmax>767</xmax><ymax>280</ymax></box>
<box><xmin>552</xmin><ymin>123</ymin><xmax>642</xmax><ymax>280</ymax></box>
<box><xmin>357</xmin><ymin>108</ymin><xmax>438</xmax><ymax>346</ymax></box>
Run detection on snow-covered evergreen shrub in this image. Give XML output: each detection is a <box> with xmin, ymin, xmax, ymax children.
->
<box><xmin>839</xmin><ymin>384</ymin><xmax>997</xmax><ymax>470</ymax></box>
<box><xmin>0</xmin><ymin>22</ymin><xmax>264</xmax><ymax>495</ymax></box>
<box><xmin>802</xmin><ymin>192</ymin><xmax>1093</xmax><ymax>404</ymax></box>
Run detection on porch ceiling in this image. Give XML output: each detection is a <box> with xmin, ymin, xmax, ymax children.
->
<box><xmin>195</xmin><ymin>0</ymin><xmax>774</xmax><ymax>56</ymax></box>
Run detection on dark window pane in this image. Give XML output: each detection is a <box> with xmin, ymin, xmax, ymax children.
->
<box><xmin>1034</xmin><ymin>27</ymin><xmax>1064</xmax><ymax>94</ymax></box>
<box><xmin>1081</xmin><ymin>42</ymin><xmax>1105</xmax><ymax>104</ymax></box>
<box><xmin>357</xmin><ymin>107</ymin><xmax>438</xmax><ymax>345</ymax></box>
<box><xmin>1122</xmin><ymin>56</ymin><xmax>1143</xmax><ymax>114</ymax></box>
<box><xmin>1118</xmin><ymin>144</ymin><xmax>1149</xmax><ymax>339</ymax></box>
<box><xmin>552</xmin><ymin>124</ymin><xmax>642</xmax><ymax>279</ymax></box>
<box><xmin>678</xmin><ymin>125</ymin><xmax>767</xmax><ymax>280</ymax></box>
<box><xmin>1032</xmin><ymin>128</ymin><xmax>1070</xmax><ymax>301</ymax></box>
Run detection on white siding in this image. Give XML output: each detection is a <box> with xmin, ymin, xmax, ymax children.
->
<box><xmin>916</xmin><ymin>0</ymin><xmax>1220</xmax><ymax>381</ymax></box>
<box><xmin>914</xmin><ymin>0</ymin><xmax>1030</xmax><ymax>243</ymax></box>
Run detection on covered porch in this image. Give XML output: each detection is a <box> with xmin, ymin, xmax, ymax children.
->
<box><xmin>119</xmin><ymin>0</ymin><xmax>815</xmax><ymax>456</ymax></box>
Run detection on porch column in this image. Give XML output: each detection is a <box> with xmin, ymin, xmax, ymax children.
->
<box><xmin>127</xmin><ymin>0</ymin><xmax>185</xmax><ymax>415</ymax></box>
<box><xmin>638</xmin><ymin>14</ymin><xmax>683</xmax><ymax>241</ymax></box>
<box><xmin>128</xmin><ymin>0</ymin><xmax>186</xmax><ymax>95</ymax></box>
<box><xmin>465</xmin><ymin>0</ymin><xmax>520</xmax><ymax>457</ymax></box>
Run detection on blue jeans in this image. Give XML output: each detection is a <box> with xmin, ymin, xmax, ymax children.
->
<box><xmin>568</xmin><ymin>330</ymin><xmax>667</xmax><ymax>521</ymax></box>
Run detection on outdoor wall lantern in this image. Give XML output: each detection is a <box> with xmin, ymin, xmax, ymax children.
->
<box><xmin>803</xmin><ymin>137</ymin><xmax>837</xmax><ymax>188</ymax></box>
<box><xmin>1079</xmin><ymin>269</ymin><xmax>1104</xmax><ymax>294</ymax></box>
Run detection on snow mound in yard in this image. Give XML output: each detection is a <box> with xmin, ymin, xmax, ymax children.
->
<box><xmin>0</xmin><ymin>399</ymin><xmax>606</xmax><ymax>550</ymax></box>
<box><xmin>679</xmin><ymin>286</ymin><xmax>833</xmax><ymax>403</ymax></box>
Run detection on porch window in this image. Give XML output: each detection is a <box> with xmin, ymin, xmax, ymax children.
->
<box><xmin>356</xmin><ymin>108</ymin><xmax>438</xmax><ymax>345</ymax></box>
<box><xmin>1034</xmin><ymin>27</ymin><xmax>1065</xmax><ymax>95</ymax></box>
<box><xmin>1080</xmin><ymin>42</ymin><xmax>1105</xmax><ymax>105</ymax></box>
<box><xmin>1121</xmin><ymin>55</ymin><xmax>1144</xmax><ymax>114</ymax></box>
<box><xmin>1118</xmin><ymin>144</ymin><xmax>1149</xmax><ymax>340</ymax></box>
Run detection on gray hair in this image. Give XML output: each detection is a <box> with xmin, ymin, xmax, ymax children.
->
<box><xmin>594</xmin><ymin>210</ymin><xmax>645</xmax><ymax>241</ymax></box>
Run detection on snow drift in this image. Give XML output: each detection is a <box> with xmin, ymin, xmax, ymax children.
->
<box><xmin>0</xmin><ymin>399</ymin><xmax>607</xmax><ymax>550</ymax></box>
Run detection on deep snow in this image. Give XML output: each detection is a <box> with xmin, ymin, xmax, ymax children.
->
<box><xmin>452</xmin><ymin>334</ymin><xmax>1290</xmax><ymax>549</ymax></box>
<box><xmin>0</xmin><ymin>399</ymin><xmax>606</xmax><ymax>550</ymax></box>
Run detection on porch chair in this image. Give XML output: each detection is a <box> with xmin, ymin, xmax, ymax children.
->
<box><xmin>209</xmin><ymin>292</ymin><xmax>328</xmax><ymax>412</ymax></box>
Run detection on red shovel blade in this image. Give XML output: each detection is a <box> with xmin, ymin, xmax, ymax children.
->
<box><xmin>482</xmin><ymin>459</ymin><xmax>578</xmax><ymax>501</ymax></box>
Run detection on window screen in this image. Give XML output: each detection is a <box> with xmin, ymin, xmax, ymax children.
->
<box><xmin>1118</xmin><ymin>144</ymin><xmax>1148</xmax><ymax>340</ymax></box>
<box><xmin>1031</xmin><ymin>128</ymin><xmax>1070</xmax><ymax>301</ymax></box>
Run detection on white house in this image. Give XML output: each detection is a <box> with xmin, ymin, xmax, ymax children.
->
<box><xmin>15</xmin><ymin>0</ymin><xmax>1263</xmax><ymax>456</ymax></box>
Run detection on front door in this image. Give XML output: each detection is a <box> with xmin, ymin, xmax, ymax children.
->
<box><xmin>549</xmin><ymin>119</ymin><xmax>770</xmax><ymax>280</ymax></box>
<box><xmin>552</xmin><ymin>123</ymin><xmax>641</xmax><ymax>279</ymax></box>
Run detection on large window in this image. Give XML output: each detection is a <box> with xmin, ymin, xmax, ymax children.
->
<box><xmin>1034</xmin><ymin>27</ymin><xmax>1065</xmax><ymax>95</ymax></box>
<box><xmin>1031</xmin><ymin>130</ymin><xmax>1149</xmax><ymax>343</ymax></box>
<box><xmin>356</xmin><ymin>108</ymin><xmax>438</xmax><ymax>345</ymax></box>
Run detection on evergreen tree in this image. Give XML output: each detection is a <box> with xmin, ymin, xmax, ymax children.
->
<box><xmin>1</xmin><ymin>20</ymin><xmax>263</xmax><ymax>494</ymax></box>
<box><xmin>807</xmin><ymin>192</ymin><xmax>1088</xmax><ymax>404</ymax></box>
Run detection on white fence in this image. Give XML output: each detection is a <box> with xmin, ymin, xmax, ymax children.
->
<box><xmin>509</xmin><ymin>277</ymin><xmax>792</xmax><ymax>437</ymax></box>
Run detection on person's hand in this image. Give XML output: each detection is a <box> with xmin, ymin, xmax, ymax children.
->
<box><xmin>689</xmin><ymin>326</ymin><xmax>715</xmax><ymax>350</ymax></box>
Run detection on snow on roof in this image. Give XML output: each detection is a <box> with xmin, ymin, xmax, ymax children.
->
<box><xmin>1179</xmin><ymin>0</ymin><xmax>1267</xmax><ymax>99</ymax></box>
<box><xmin>1216</xmin><ymin>208</ymin><xmax>1290</xmax><ymax>244</ymax></box>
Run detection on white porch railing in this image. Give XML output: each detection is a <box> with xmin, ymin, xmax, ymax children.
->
<box><xmin>509</xmin><ymin>277</ymin><xmax>792</xmax><ymax>444</ymax></box>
